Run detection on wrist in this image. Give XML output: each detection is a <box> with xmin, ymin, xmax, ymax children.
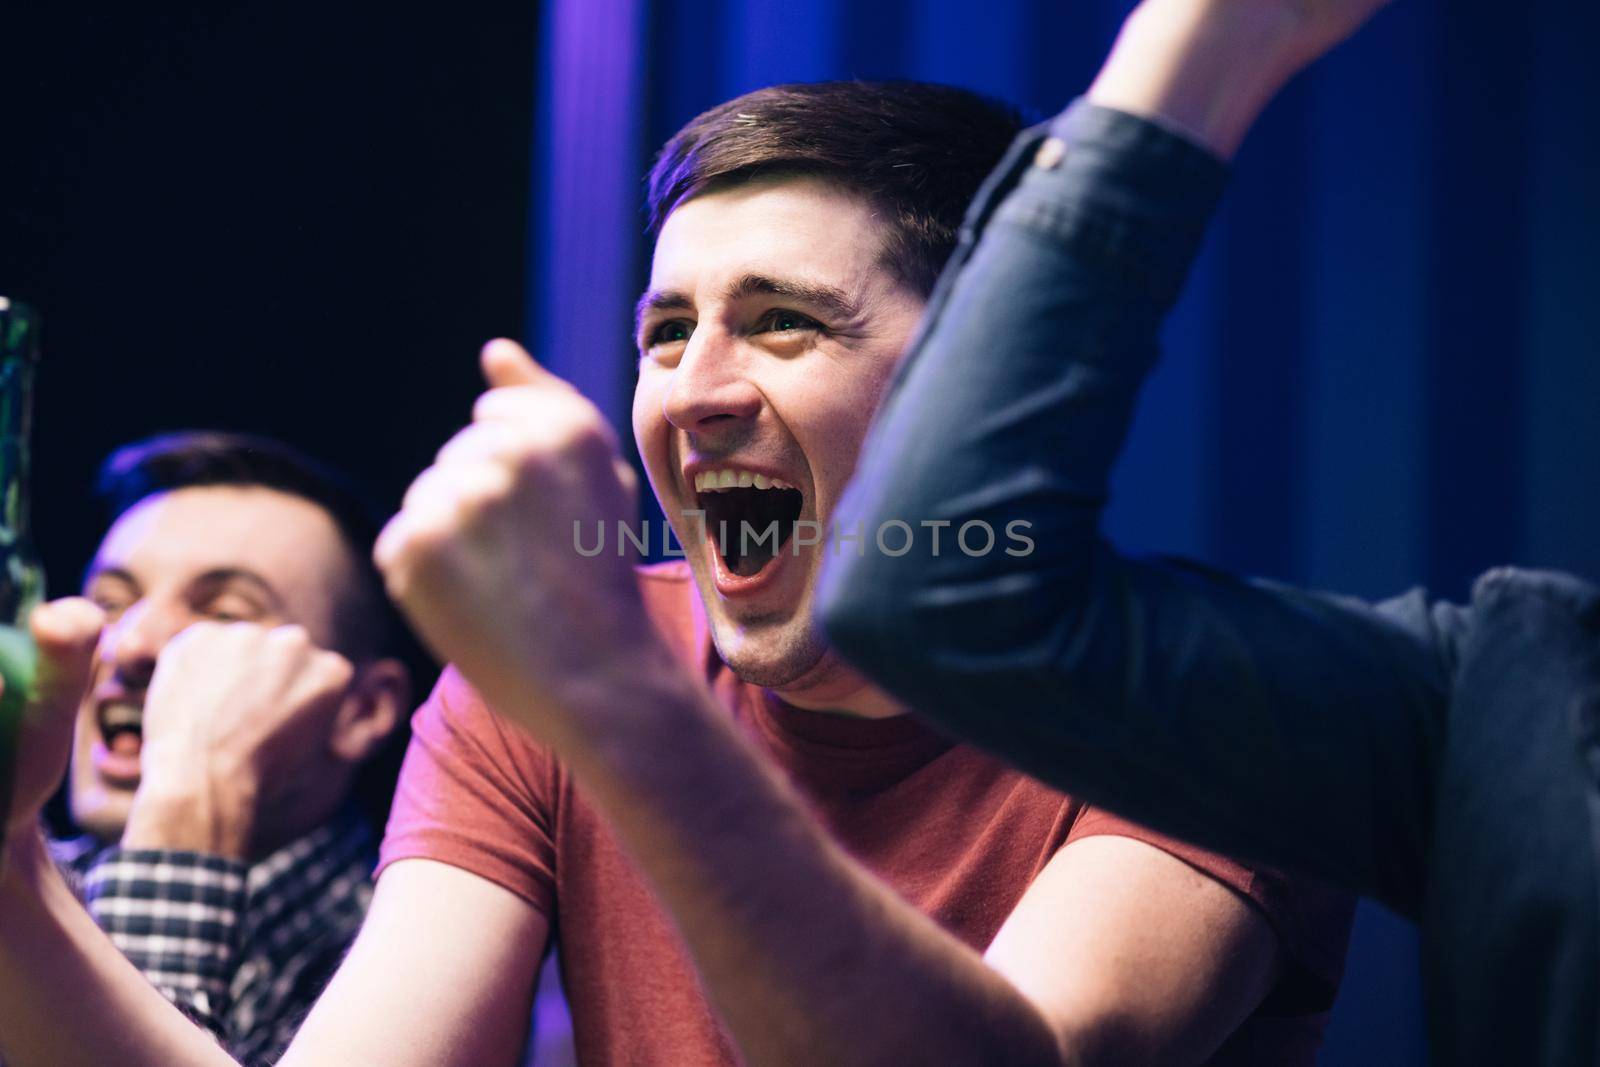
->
<box><xmin>1088</xmin><ymin>0</ymin><xmax>1317</xmax><ymax>157</ymax></box>
<box><xmin>121</xmin><ymin>776</ymin><xmax>256</xmax><ymax>859</ymax></box>
<box><xmin>505</xmin><ymin>626</ymin><xmax>696</xmax><ymax>760</ymax></box>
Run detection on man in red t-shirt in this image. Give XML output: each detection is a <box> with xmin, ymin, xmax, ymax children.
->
<box><xmin>357</xmin><ymin>68</ymin><xmax>1352</xmax><ymax>1067</ymax></box>
<box><xmin>0</xmin><ymin>4</ymin><xmax>1366</xmax><ymax>1064</ymax></box>
<box><xmin>379</xmin><ymin>562</ymin><xmax>1349</xmax><ymax>1064</ymax></box>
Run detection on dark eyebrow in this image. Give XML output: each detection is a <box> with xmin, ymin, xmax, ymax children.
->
<box><xmin>723</xmin><ymin>273</ymin><xmax>861</xmax><ymax>323</ymax></box>
<box><xmin>82</xmin><ymin>564</ymin><xmax>286</xmax><ymax>609</ymax></box>
<box><xmin>633</xmin><ymin>273</ymin><xmax>863</xmax><ymax>340</ymax></box>
<box><xmin>82</xmin><ymin>565</ymin><xmax>140</xmax><ymax>594</ymax></box>
<box><xmin>190</xmin><ymin>568</ymin><xmax>286</xmax><ymax>610</ymax></box>
<box><xmin>634</xmin><ymin>289</ymin><xmax>694</xmax><ymax>338</ymax></box>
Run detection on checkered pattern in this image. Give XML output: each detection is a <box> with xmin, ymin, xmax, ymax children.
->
<box><xmin>55</xmin><ymin>809</ymin><xmax>374</xmax><ymax>1066</ymax></box>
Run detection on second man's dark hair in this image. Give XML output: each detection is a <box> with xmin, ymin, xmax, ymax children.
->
<box><xmin>95</xmin><ymin>430</ymin><xmax>396</xmax><ymax>661</ymax></box>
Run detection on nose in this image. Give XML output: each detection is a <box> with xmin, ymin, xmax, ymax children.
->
<box><xmin>661</xmin><ymin>327</ymin><xmax>763</xmax><ymax>436</ymax></box>
<box><xmin>100</xmin><ymin>599</ymin><xmax>187</xmax><ymax>690</ymax></box>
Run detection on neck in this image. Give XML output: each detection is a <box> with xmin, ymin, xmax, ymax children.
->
<box><xmin>773</xmin><ymin>657</ymin><xmax>906</xmax><ymax>719</ymax></box>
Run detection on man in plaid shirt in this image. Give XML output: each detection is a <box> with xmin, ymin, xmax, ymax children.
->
<box><xmin>46</xmin><ymin>431</ymin><xmax>411</xmax><ymax>1065</ymax></box>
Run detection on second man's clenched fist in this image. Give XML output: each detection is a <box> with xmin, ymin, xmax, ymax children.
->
<box><xmin>123</xmin><ymin>622</ymin><xmax>365</xmax><ymax>859</ymax></box>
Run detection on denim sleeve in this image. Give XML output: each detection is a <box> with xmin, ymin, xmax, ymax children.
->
<box><xmin>819</xmin><ymin>102</ymin><xmax>1454</xmax><ymax>917</ymax></box>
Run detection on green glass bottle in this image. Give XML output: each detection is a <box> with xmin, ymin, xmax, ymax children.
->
<box><xmin>0</xmin><ymin>297</ymin><xmax>45</xmax><ymax>847</ymax></box>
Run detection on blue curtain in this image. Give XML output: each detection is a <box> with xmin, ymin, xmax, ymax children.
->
<box><xmin>527</xmin><ymin>1</ymin><xmax>1600</xmax><ymax>1061</ymax></box>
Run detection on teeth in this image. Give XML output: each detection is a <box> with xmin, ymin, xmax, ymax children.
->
<box><xmin>693</xmin><ymin>469</ymin><xmax>799</xmax><ymax>494</ymax></box>
<box><xmin>101</xmin><ymin>704</ymin><xmax>143</xmax><ymax>730</ymax></box>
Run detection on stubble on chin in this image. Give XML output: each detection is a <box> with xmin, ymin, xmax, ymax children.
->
<box><xmin>710</xmin><ymin>616</ymin><xmax>830</xmax><ymax>691</ymax></box>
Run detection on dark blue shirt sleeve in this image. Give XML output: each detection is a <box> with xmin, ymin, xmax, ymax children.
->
<box><xmin>819</xmin><ymin>102</ymin><xmax>1455</xmax><ymax>917</ymax></box>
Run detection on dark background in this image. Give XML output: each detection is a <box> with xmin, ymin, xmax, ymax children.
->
<box><xmin>1</xmin><ymin>3</ymin><xmax>537</xmax><ymax>607</ymax></box>
<box><xmin>2</xmin><ymin>0</ymin><xmax>539</xmax><ymax>878</ymax></box>
<box><xmin>8</xmin><ymin>1</ymin><xmax>1600</xmax><ymax>1062</ymax></box>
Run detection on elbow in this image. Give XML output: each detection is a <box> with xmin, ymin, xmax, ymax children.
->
<box><xmin>817</xmin><ymin>541</ymin><xmax>1026</xmax><ymax>746</ymax></box>
<box><xmin>818</xmin><ymin>450</ymin><xmax>952</xmax><ymax>673</ymax></box>
<box><xmin>816</xmin><ymin>543</ymin><xmax>923</xmax><ymax>679</ymax></box>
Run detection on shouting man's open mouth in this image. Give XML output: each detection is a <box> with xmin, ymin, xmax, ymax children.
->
<box><xmin>692</xmin><ymin>468</ymin><xmax>806</xmax><ymax>594</ymax></box>
<box><xmin>94</xmin><ymin>696</ymin><xmax>145</xmax><ymax>788</ymax></box>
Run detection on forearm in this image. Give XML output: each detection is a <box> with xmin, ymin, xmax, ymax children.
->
<box><xmin>1087</xmin><ymin>0</ymin><xmax>1304</xmax><ymax>157</ymax></box>
<box><xmin>820</xmin><ymin>15</ymin><xmax>1440</xmax><ymax>909</ymax></box>
<box><xmin>524</xmin><ymin>655</ymin><xmax>1070</xmax><ymax>1067</ymax></box>
<box><xmin>0</xmin><ymin>829</ymin><xmax>238</xmax><ymax>1067</ymax></box>
<box><xmin>822</xmin><ymin>99</ymin><xmax>1229</xmax><ymax>723</ymax></box>
<box><xmin>1087</xmin><ymin>0</ymin><xmax>1387</xmax><ymax>157</ymax></box>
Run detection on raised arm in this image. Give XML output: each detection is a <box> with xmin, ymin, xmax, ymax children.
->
<box><xmin>1</xmin><ymin>824</ymin><xmax>238</xmax><ymax>1067</ymax></box>
<box><xmin>818</xmin><ymin>0</ymin><xmax>1442</xmax><ymax>916</ymax></box>
<box><xmin>1084</xmin><ymin>0</ymin><xmax>1391</xmax><ymax>160</ymax></box>
<box><xmin>3</xmin><ymin>830</ymin><xmax>547</xmax><ymax>1067</ymax></box>
<box><xmin>0</xmin><ymin>598</ymin><xmax>232</xmax><ymax>1067</ymax></box>
<box><xmin>0</xmin><ymin>602</ymin><xmax>548</xmax><ymax>1067</ymax></box>
<box><xmin>373</xmin><ymin>342</ymin><xmax>1289</xmax><ymax>1066</ymax></box>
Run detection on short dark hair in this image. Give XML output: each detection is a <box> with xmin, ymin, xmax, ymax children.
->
<box><xmin>94</xmin><ymin>430</ymin><xmax>395</xmax><ymax>660</ymax></box>
<box><xmin>647</xmin><ymin>81</ymin><xmax>1022</xmax><ymax>296</ymax></box>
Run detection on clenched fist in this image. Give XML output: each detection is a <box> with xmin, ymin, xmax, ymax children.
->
<box><xmin>2</xmin><ymin>599</ymin><xmax>105</xmax><ymax>847</ymax></box>
<box><xmin>376</xmin><ymin>339</ymin><xmax>655</xmax><ymax>748</ymax></box>
<box><xmin>121</xmin><ymin>621</ymin><xmax>371</xmax><ymax>859</ymax></box>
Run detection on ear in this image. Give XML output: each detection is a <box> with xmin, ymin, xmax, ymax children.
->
<box><xmin>327</xmin><ymin>658</ymin><xmax>411</xmax><ymax>764</ymax></box>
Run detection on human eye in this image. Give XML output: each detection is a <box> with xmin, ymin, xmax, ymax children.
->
<box><xmin>642</xmin><ymin>319</ymin><xmax>694</xmax><ymax>350</ymax></box>
<box><xmin>756</xmin><ymin>309</ymin><xmax>823</xmax><ymax>336</ymax></box>
<box><xmin>84</xmin><ymin>577</ymin><xmax>137</xmax><ymax>622</ymax></box>
<box><xmin>90</xmin><ymin>590</ymin><xmax>136</xmax><ymax>622</ymax></box>
<box><xmin>200</xmin><ymin>592</ymin><xmax>267</xmax><ymax>624</ymax></box>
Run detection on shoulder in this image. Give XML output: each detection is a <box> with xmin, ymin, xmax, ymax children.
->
<box><xmin>1372</xmin><ymin>567</ymin><xmax>1600</xmax><ymax>677</ymax></box>
<box><xmin>1373</xmin><ymin>566</ymin><xmax>1600</xmax><ymax>629</ymax></box>
<box><xmin>1067</xmin><ymin>804</ymin><xmax>1354</xmax><ymax>1015</ymax></box>
<box><xmin>635</xmin><ymin>558</ymin><xmax>694</xmax><ymax>592</ymax></box>
<box><xmin>634</xmin><ymin>560</ymin><xmax>709</xmax><ymax>669</ymax></box>
<box><xmin>419</xmin><ymin>561</ymin><xmax>704</xmax><ymax>741</ymax></box>
<box><xmin>411</xmin><ymin>666</ymin><xmax>556</xmax><ymax>787</ymax></box>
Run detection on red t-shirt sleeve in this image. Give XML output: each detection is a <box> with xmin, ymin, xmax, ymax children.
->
<box><xmin>1067</xmin><ymin>805</ymin><xmax>1354</xmax><ymax>1014</ymax></box>
<box><xmin>377</xmin><ymin>666</ymin><xmax>560</xmax><ymax>919</ymax></box>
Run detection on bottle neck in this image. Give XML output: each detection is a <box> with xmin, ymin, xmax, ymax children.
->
<box><xmin>0</xmin><ymin>356</ymin><xmax>34</xmax><ymax>540</ymax></box>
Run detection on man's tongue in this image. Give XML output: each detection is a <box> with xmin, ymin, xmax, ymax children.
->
<box><xmin>703</xmin><ymin>486</ymin><xmax>804</xmax><ymax>578</ymax></box>
<box><xmin>719</xmin><ymin>527</ymin><xmax>779</xmax><ymax>578</ymax></box>
<box><xmin>107</xmin><ymin>731</ymin><xmax>142</xmax><ymax>758</ymax></box>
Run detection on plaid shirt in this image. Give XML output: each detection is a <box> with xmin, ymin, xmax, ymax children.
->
<box><xmin>52</xmin><ymin>809</ymin><xmax>375</xmax><ymax>1066</ymax></box>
